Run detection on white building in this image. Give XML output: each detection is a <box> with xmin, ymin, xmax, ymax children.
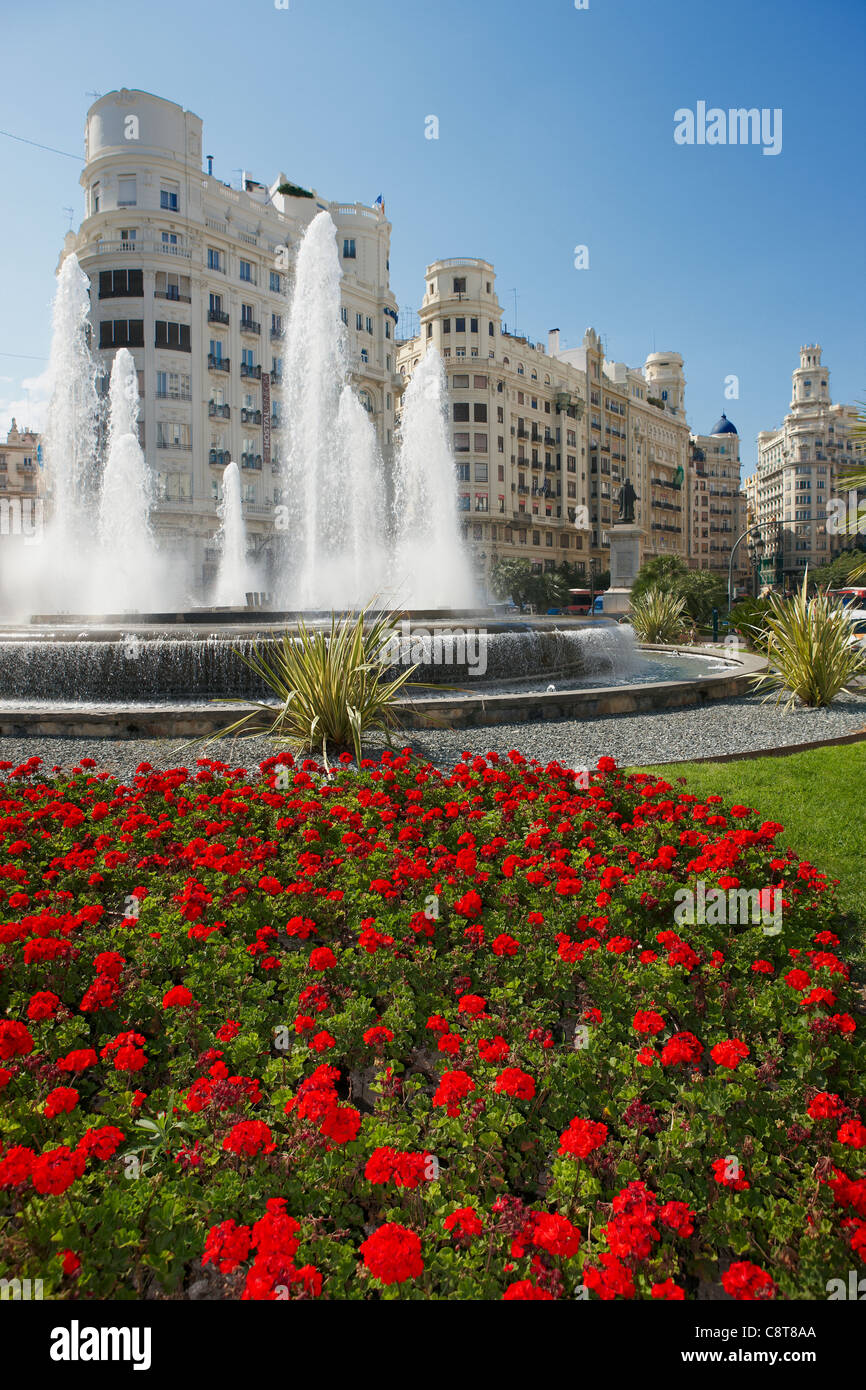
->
<box><xmin>752</xmin><ymin>345</ymin><xmax>863</xmax><ymax>586</ymax></box>
<box><xmin>62</xmin><ymin>88</ymin><xmax>401</xmax><ymax>593</ymax></box>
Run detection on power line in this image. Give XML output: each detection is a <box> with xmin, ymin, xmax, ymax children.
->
<box><xmin>0</xmin><ymin>351</ymin><xmax>48</xmax><ymax>361</ymax></box>
<box><xmin>0</xmin><ymin>129</ymin><xmax>83</xmax><ymax>162</ymax></box>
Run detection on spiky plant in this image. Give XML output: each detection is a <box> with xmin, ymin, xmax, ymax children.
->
<box><xmin>628</xmin><ymin>588</ymin><xmax>687</xmax><ymax>644</ymax></box>
<box><xmin>207</xmin><ymin>608</ymin><xmax>420</xmax><ymax>766</ymax></box>
<box><xmin>751</xmin><ymin>573</ymin><xmax>866</xmax><ymax>709</ymax></box>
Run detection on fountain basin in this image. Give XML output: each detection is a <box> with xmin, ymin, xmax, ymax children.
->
<box><xmin>0</xmin><ymin>640</ymin><xmax>765</xmax><ymax>738</ymax></box>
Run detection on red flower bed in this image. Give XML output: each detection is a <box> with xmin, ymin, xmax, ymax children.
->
<box><xmin>0</xmin><ymin>749</ymin><xmax>862</xmax><ymax>1300</ymax></box>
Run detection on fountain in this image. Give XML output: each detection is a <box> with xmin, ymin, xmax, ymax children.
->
<box><xmin>0</xmin><ymin>224</ymin><xmax>756</xmax><ymax>734</ymax></box>
<box><xmin>392</xmin><ymin>349</ymin><xmax>476</xmax><ymax>608</ymax></box>
<box><xmin>97</xmin><ymin>349</ymin><xmax>160</xmax><ymax>612</ymax></box>
<box><xmin>277</xmin><ymin>210</ymin><xmax>390</xmax><ymax>609</ymax></box>
<box><xmin>214</xmin><ymin>462</ymin><xmax>256</xmax><ymax>607</ymax></box>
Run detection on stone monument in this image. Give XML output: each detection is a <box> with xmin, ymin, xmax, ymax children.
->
<box><xmin>602</xmin><ymin>478</ymin><xmax>643</xmax><ymax>618</ymax></box>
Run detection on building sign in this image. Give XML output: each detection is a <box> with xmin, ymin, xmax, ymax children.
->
<box><xmin>262</xmin><ymin>372</ymin><xmax>271</xmax><ymax>468</ymax></box>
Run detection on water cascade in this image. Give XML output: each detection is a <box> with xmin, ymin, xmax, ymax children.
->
<box><xmin>391</xmin><ymin>348</ymin><xmax>476</xmax><ymax>608</ymax></box>
<box><xmin>97</xmin><ymin>349</ymin><xmax>159</xmax><ymax>611</ymax></box>
<box><xmin>278</xmin><ymin>211</ymin><xmax>390</xmax><ymax>609</ymax></box>
<box><xmin>214</xmin><ymin>461</ymin><xmax>256</xmax><ymax>606</ymax></box>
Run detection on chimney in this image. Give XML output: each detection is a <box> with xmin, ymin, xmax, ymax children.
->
<box><xmin>206</xmin><ymin>155</ymin><xmax>213</xmax><ymax>176</ymax></box>
<box><xmin>548</xmin><ymin>328</ymin><xmax>561</xmax><ymax>357</ymax></box>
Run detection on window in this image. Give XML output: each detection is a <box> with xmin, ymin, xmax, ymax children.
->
<box><xmin>343</xmin><ymin>239</ymin><xmax>356</xmax><ymax>259</ymax></box>
<box><xmin>91</xmin><ymin>182</ymin><xmax>101</xmax><ymax>213</ymax></box>
<box><xmin>454</xmin><ymin>433</ymin><xmax>470</xmax><ymax>453</ymax></box>
<box><xmin>117</xmin><ymin>177</ymin><xmax>137</xmax><ymax>207</ymax></box>
<box><xmin>340</xmin><ymin>307</ymin><xmax>348</xmax><ymax>326</ymax></box>
<box><xmin>119</xmin><ymin>227</ymin><xmax>137</xmax><ymax>244</ymax></box>
<box><xmin>156</xmin><ymin>371</ymin><xmax>190</xmax><ymax>400</ymax></box>
<box><xmin>426</xmin><ymin>323</ymin><xmax>433</xmax><ymax>339</ymax></box>
<box><xmin>457</xmin><ymin>463</ymin><xmax>470</xmax><ymax>482</ymax></box>
<box><xmin>470</xmin><ymin>318</ymin><xmax>479</xmax><ymax>334</ymax></box>
<box><xmin>207</xmin><ymin>247</ymin><xmax>223</xmax><ymax>272</ymax></box>
<box><xmin>452</xmin><ymin>374</ymin><xmax>470</xmax><ymax>388</ymax></box>
<box><xmin>455</xmin><ymin>317</ymin><xmax>466</xmax><ymax>333</ymax></box>
<box><xmin>156</xmin><ymin>421</ymin><xmax>190</xmax><ymax>450</ymax></box>
<box><xmin>154</xmin><ymin>321</ymin><xmax>190</xmax><ymax>351</ymax></box>
<box><xmin>160</xmin><ymin>182</ymin><xmax>179</xmax><ymax>211</ymax></box>
<box><xmin>473</xmin><ymin>403</ymin><xmax>487</xmax><ymax>422</ymax></box>
<box><xmin>475</xmin><ymin>494</ymin><xmax>488</xmax><ymax>512</ymax></box>
<box><xmin>240</xmin><ymin>259</ymin><xmax>254</xmax><ymax>284</ymax></box>
<box><xmin>474</xmin><ymin>463</ymin><xmax>488</xmax><ymax>482</ymax></box>
<box><xmin>474</xmin><ymin>434</ymin><xmax>488</xmax><ymax>452</ymax></box>
<box><xmin>356</xmin><ymin>313</ymin><xmax>363</xmax><ymax>332</ymax></box>
<box><xmin>474</xmin><ymin>375</ymin><xmax>488</xmax><ymax>390</ymax></box>
<box><xmin>269</xmin><ymin>270</ymin><xmax>281</xmax><ymax>293</ymax></box>
<box><xmin>453</xmin><ymin>277</ymin><xmax>467</xmax><ymax>294</ymax></box>
<box><xmin>442</xmin><ymin>319</ymin><xmax>451</xmax><ymax>333</ymax></box>
<box><xmin>489</xmin><ymin>322</ymin><xmax>494</xmax><ymax>336</ymax></box>
<box><xmin>100</xmin><ymin>319</ymin><xmax>144</xmax><ymax>348</ymax></box>
<box><xmin>361</xmin><ymin>348</ymin><xmax>368</xmax><ymax>364</ymax></box>
<box><xmin>98</xmin><ymin>269</ymin><xmax>143</xmax><ymax>298</ymax></box>
<box><xmin>453</xmin><ymin>403</ymin><xmax>470</xmax><ymax>422</ymax></box>
<box><xmin>366</xmin><ymin>316</ymin><xmax>373</xmax><ymax>335</ymax></box>
<box><xmin>161</xmin><ymin>232</ymin><xmax>178</xmax><ymax>248</ymax></box>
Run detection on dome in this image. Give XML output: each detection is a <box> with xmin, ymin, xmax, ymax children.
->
<box><xmin>711</xmin><ymin>413</ymin><xmax>738</xmax><ymax>435</ymax></box>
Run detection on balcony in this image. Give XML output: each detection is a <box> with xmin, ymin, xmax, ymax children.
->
<box><xmin>241</xmin><ymin>408</ymin><xmax>262</xmax><ymax>426</ymax></box>
<box><xmin>95</xmin><ymin>239</ymin><xmax>191</xmax><ymax>259</ymax></box>
<box><xmin>240</xmin><ymin>318</ymin><xmax>261</xmax><ymax>336</ymax></box>
<box><xmin>207</xmin><ymin>308</ymin><xmax>230</xmax><ymax>325</ymax></box>
<box><xmin>270</xmin><ymin>325</ymin><xmax>285</xmax><ymax>340</ymax></box>
<box><xmin>155</xmin><ymin>290</ymin><xmax>191</xmax><ymax>303</ymax></box>
<box><xmin>208</xmin><ymin>355</ymin><xmax>230</xmax><ymax>372</ymax></box>
<box><xmin>209</xmin><ymin>449</ymin><xmax>231</xmax><ymax>467</ymax></box>
<box><xmin>240</xmin><ymin>363</ymin><xmax>262</xmax><ymax>380</ymax></box>
<box><xmin>209</xmin><ymin>402</ymin><xmax>231</xmax><ymax>419</ymax></box>
<box><xmin>241</xmin><ymin>453</ymin><xmax>263</xmax><ymax>470</ymax></box>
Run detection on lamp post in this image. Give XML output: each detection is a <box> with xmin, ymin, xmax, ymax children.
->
<box><xmin>727</xmin><ymin>525</ymin><xmax>765</xmax><ymax>614</ymax></box>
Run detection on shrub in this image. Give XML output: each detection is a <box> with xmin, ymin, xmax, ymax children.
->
<box><xmin>212</xmin><ymin>608</ymin><xmax>418</xmax><ymax>765</ymax></box>
<box><xmin>629</xmin><ymin>588</ymin><xmax>687</xmax><ymax>644</ymax></box>
<box><xmin>752</xmin><ymin>574</ymin><xmax>866</xmax><ymax>709</ymax></box>
<box><xmin>0</xmin><ymin>752</ymin><xmax>861</xmax><ymax>1300</ymax></box>
<box><xmin>729</xmin><ymin>597</ymin><xmax>775</xmax><ymax>653</ymax></box>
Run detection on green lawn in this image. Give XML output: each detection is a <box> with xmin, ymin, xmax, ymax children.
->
<box><xmin>637</xmin><ymin>742</ymin><xmax>866</xmax><ymax>962</ymax></box>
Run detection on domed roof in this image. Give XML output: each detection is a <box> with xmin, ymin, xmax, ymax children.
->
<box><xmin>711</xmin><ymin>412</ymin><xmax>738</xmax><ymax>435</ymax></box>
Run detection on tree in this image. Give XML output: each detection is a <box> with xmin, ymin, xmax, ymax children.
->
<box><xmin>490</xmin><ymin>559</ymin><xmax>535</xmax><ymax>609</ymax></box>
<box><xmin>810</xmin><ymin>549</ymin><xmax>866</xmax><ymax>590</ymax></box>
<box><xmin>630</xmin><ymin>556</ymin><xmax>725</xmax><ymax>624</ymax></box>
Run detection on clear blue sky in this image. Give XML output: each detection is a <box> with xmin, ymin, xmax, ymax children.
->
<box><xmin>1</xmin><ymin>0</ymin><xmax>863</xmax><ymax>474</ymax></box>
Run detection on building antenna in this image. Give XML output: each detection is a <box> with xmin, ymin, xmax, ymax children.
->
<box><xmin>63</xmin><ymin>206</ymin><xmax>74</xmax><ymax>232</ymax></box>
<box><xmin>510</xmin><ymin>289</ymin><xmax>518</xmax><ymax>335</ymax></box>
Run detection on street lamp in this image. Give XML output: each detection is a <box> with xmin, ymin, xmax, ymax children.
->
<box><xmin>727</xmin><ymin>525</ymin><xmax>766</xmax><ymax>613</ymax></box>
<box><xmin>746</xmin><ymin>532</ymin><xmax>765</xmax><ymax>598</ymax></box>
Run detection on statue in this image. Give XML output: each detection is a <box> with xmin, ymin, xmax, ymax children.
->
<box><xmin>617</xmin><ymin>477</ymin><xmax>638</xmax><ymax>524</ymax></box>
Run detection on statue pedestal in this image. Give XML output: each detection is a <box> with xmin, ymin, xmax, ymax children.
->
<box><xmin>602</xmin><ymin>524</ymin><xmax>643</xmax><ymax>618</ymax></box>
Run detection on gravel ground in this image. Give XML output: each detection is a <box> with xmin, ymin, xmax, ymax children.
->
<box><xmin>1</xmin><ymin>690</ymin><xmax>865</xmax><ymax>781</ymax></box>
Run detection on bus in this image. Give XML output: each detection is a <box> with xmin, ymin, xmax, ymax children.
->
<box><xmin>565</xmin><ymin>588</ymin><xmax>593</xmax><ymax>615</ymax></box>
